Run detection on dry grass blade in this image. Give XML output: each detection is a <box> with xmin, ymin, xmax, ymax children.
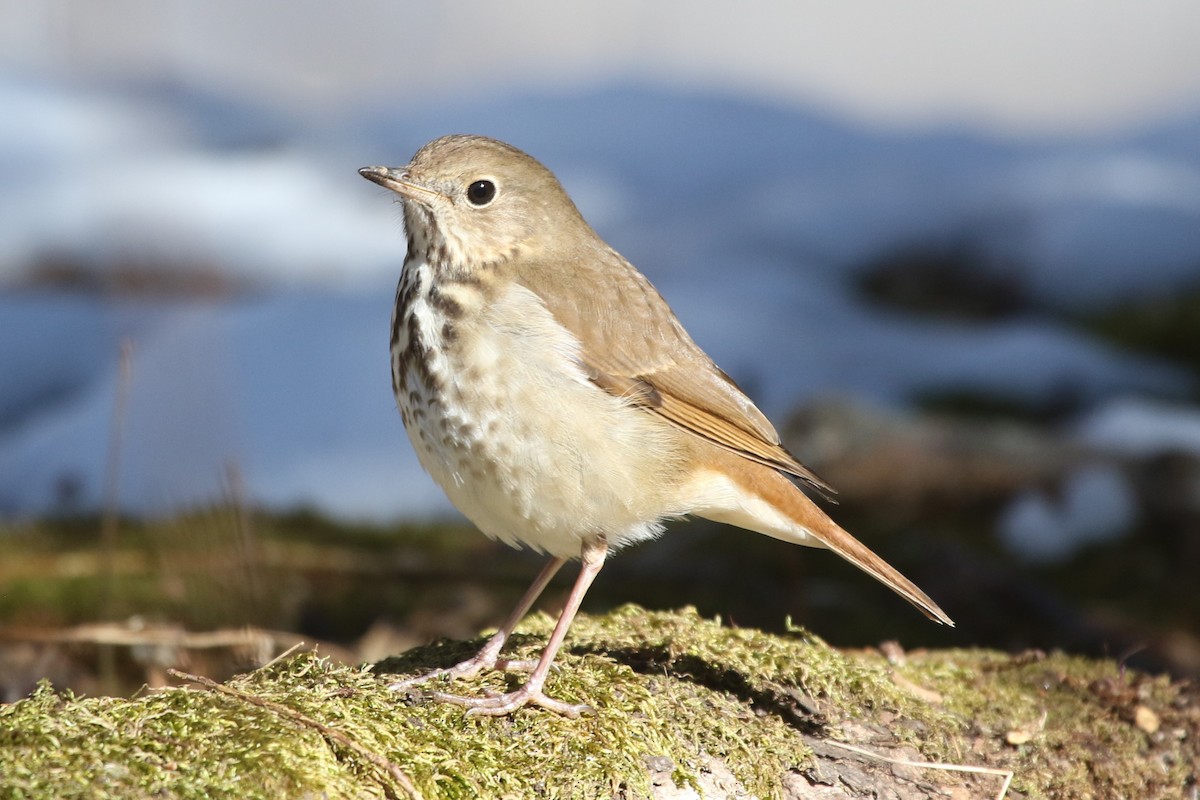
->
<box><xmin>822</xmin><ymin>739</ymin><xmax>1013</xmax><ymax>800</ymax></box>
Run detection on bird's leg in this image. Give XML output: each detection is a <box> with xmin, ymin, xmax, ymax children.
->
<box><xmin>388</xmin><ymin>555</ymin><xmax>566</xmax><ymax>690</ymax></box>
<box><xmin>432</xmin><ymin>535</ymin><xmax>608</xmax><ymax>717</ymax></box>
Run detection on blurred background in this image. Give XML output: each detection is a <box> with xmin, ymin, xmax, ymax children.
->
<box><xmin>2</xmin><ymin>0</ymin><xmax>1200</xmax><ymax>698</ymax></box>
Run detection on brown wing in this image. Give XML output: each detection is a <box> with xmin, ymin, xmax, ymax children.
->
<box><xmin>512</xmin><ymin>245</ymin><xmax>836</xmax><ymax>500</ymax></box>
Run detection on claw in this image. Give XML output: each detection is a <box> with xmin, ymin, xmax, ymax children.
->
<box><xmin>434</xmin><ymin>686</ymin><xmax>594</xmax><ymax>718</ymax></box>
<box><xmin>387</xmin><ymin>660</ymin><xmax>486</xmax><ymax>692</ymax></box>
<box><xmin>386</xmin><ymin>652</ymin><xmax>544</xmax><ymax>693</ymax></box>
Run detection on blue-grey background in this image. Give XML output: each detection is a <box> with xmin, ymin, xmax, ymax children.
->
<box><xmin>2</xmin><ymin>1</ymin><xmax>1199</xmax><ymax>578</ymax></box>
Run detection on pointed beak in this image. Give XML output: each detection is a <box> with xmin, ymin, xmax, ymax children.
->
<box><xmin>358</xmin><ymin>166</ymin><xmax>441</xmax><ymax>204</ymax></box>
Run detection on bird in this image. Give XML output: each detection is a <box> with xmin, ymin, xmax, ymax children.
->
<box><xmin>359</xmin><ymin>134</ymin><xmax>952</xmax><ymax>717</ymax></box>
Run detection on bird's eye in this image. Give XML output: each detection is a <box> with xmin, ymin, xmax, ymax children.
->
<box><xmin>466</xmin><ymin>179</ymin><xmax>496</xmax><ymax>206</ymax></box>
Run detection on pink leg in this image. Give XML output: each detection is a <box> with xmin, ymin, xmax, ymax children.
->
<box><xmin>432</xmin><ymin>536</ymin><xmax>608</xmax><ymax>717</ymax></box>
<box><xmin>389</xmin><ymin>555</ymin><xmax>566</xmax><ymax>691</ymax></box>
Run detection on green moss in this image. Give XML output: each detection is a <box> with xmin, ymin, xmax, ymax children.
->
<box><xmin>892</xmin><ymin>649</ymin><xmax>1196</xmax><ymax>799</ymax></box>
<box><xmin>0</xmin><ymin>606</ymin><xmax>940</xmax><ymax>799</ymax></box>
<box><xmin>1</xmin><ymin>680</ymin><xmax>348</xmax><ymax>799</ymax></box>
<box><xmin>375</xmin><ymin>605</ymin><xmax>877</xmax><ymax>798</ymax></box>
<box><xmin>2</xmin><ymin>607</ymin><xmax>1194</xmax><ymax>799</ymax></box>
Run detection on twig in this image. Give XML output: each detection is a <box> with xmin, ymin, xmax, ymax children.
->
<box><xmin>100</xmin><ymin>337</ymin><xmax>135</xmax><ymax>605</ymax></box>
<box><xmin>3</xmin><ymin>624</ymin><xmax>351</xmax><ymax>662</ymax></box>
<box><xmin>168</xmin><ymin>668</ymin><xmax>423</xmax><ymax>800</ymax></box>
<box><xmin>261</xmin><ymin>640</ymin><xmax>309</xmax><ymax>669</ymax></box>
<box><xmin>223</xmin><ymin>460</ymin><xmax>264</xmax><ymax>609</ymax></box>
<box><xmin>821</xmin><ymin>738</ymin><xmax>1013</xmax><ymax>800</ymax></box>
<box><xmin>98</xmin><ymin>338</ymin><xmax>135</xmax><ymax>694</ymax></box>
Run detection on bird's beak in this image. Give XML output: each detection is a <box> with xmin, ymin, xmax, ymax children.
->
<box><xmin>358</xmin><ymin>166</ymin><xmax>441</xmax><ymax>204</ymax></box>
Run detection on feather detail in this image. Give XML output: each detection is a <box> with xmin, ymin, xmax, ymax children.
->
<box><xmin>513</xmin><ymin>246</ymin><xmax>836</xmax><ymax>500</ymax></box>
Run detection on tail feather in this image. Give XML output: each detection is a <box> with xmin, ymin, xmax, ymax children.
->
<box><xmin>694</xmin><ymin>452</ymin><xmax>954</xmax><ymax>626</ymax></box>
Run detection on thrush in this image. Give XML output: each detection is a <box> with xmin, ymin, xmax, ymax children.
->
<box><xmin>360</xmin><ymin>134</ymin><xmax>952</xmax><ymax>717</ymax></box>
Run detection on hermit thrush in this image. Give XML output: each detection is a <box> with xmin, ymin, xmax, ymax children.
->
<box><xmin>360</xmin><ymin>135</ymin><xmax>952</xmax><ymax>717</ymax></box>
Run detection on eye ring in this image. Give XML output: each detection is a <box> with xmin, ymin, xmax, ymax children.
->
<box><xmin>466</xmin><ymin>179</ymin><xmax>497</xmax><ymax>207</ymax></box>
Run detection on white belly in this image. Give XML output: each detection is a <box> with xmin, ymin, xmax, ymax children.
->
<box><xmin>394</xmin><ymin>263</ymin><xmax>686</xmax><ymax>558</ymax></box>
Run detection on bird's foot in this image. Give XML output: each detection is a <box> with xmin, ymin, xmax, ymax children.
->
<box><xmin>432</xmin><ymin>683</ymin><xmax>593</xmax><ymax>718</ymax></box>
<box><xmin>387</xmin><ymin>653</ymin><xmax>539</xmax><ymax>692</ymax></box>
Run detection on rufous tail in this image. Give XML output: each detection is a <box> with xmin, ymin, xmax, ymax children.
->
<box><xmin>697</xmin><ymin>451</ymin><xmax>955</xmax><ymax>626</ymax></box>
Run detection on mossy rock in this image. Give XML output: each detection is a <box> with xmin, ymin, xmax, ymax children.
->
<box><xmin>1</xmin><ymin>606</ymin><xmax>1194</xmax><ymax>799</ymax></box>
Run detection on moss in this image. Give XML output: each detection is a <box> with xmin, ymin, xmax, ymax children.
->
<box><xmin>891</xmin><ymin>648</ymin><xmax>1197</xmax><ymax>799</ymax></box>
<box><xmin>2</xmin><ymin>606</ymin><xmax>1195</xmax><ymax>799</ymax></box>
<box><xmin>374</xmin><ymin>605</ymin><xmax>883</xmax><ymax>798</ymax></box>
<box><xmin>0</xmin><ymin>606</ymin><xmax>935</xmax><ymax>799</ymax></box>
<box><xmin>1</xmin><ymin>680</ymin><xmax>348</xmax><ymax>799</ymax></box>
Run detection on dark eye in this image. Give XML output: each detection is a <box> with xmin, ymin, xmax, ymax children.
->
<box><xmin>466</xmin><ymin>179</ymin><xmax>496</xmax><ymax>206</ymax></box>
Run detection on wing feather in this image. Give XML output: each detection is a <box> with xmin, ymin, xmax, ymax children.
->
<box><xmin>512</xmin><ymin>247</ymin><xmax>836</xmax><ymax>499</ymax></box>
